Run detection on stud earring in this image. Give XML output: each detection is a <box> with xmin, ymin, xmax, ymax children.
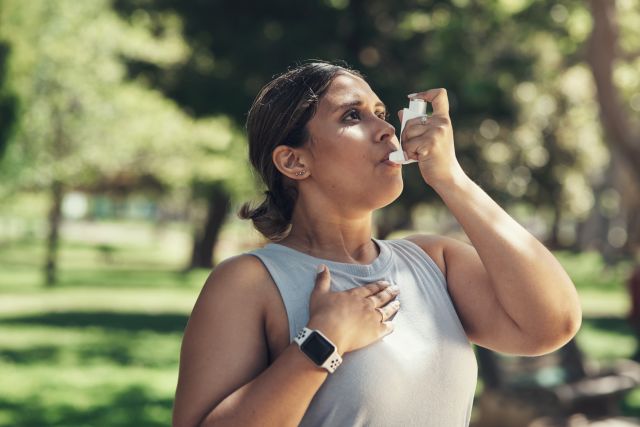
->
<box><xmin>295</xmin><ymin>170</ymin><xmax>306</xmax><ymax>176</ymax></box>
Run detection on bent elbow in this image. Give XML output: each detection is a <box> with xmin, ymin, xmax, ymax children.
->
<box><xmin>566</xmin><ymin>307</ymin><xmax>583</xmax><ymax>339</ymax></box>
<box><xmin>523</xmin><ymin>309</ymin><xmax>583</xmax><ymax>357</ymax></box>
<box><xmin>558</xmin><ymin>299</ymin><xmax>583</xmax><ymax>346</ymax></box>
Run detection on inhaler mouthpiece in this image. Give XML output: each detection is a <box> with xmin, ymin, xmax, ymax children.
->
<box><xmin>388</xmin><ymin>150</ymin><xmax>408</xmax><ymax>163</ymax></box>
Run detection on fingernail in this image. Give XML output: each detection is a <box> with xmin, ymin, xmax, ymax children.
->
<box><xmin>393</xmin><ymin>300</ymin><xmax>401</xmax><ymax>307</ymax></box>
<box><xmin>379</xmin><ymin>280</ymin><xmax>391</xmax><ymax>286</ymax></box>
<box><xmin>316</xmin><ymin>264</ymin><xmax>325</xmax><ymax>274</ymax></box>
<box><xmin>390</xmin><ymin>285</ymin><xmax>400</xmax><ymax>293</ymax></box>
<box><xmin>407</xmin><ymin>93</ymin><xmax>418</xmax><ymax>98</ymax></box>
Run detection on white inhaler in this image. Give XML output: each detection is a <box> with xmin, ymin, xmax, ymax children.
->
<box><xmin>389</xmin><ymin>98</ymin><xmax>428</xmax><ymax>164</ymax></box>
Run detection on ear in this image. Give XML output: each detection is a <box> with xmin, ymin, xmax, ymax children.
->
<box><xmin>272</xmin><ymin>145</ymin><xmax>309</xmax><ymax>179</ymax></box>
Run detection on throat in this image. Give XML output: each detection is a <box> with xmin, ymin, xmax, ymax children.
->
<box><xmin>279</xmin><ymin>238</ymin><xmax>380</xmax><ymax>265</ymax></box>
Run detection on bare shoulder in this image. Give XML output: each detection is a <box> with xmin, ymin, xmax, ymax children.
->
<box><xmin>196</xmin><ymin>253</ymin><xmax>272</xmax><ymax>308</ymax></box>
<box><xmin>174</xmin><ymin>253</ymin><xmax>276</xmax><ymax>427</ymax></box>
<box><xmin>207</xmin><ymin>253</ymin><xmax>271</xmax><ymax>287</ymax></box>
<box><xmin>183</xmin><ymin>253</ymin><xmax>274</xmax><ymax>353</ymax></box>
<box><xmin>402</xmin><ymin>233</ymin><xmax>452</xmax><ymax>277</ymax></box>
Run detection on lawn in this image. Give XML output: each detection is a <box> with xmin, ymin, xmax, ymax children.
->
<box><xmin>0</xmin><ymin>219</ymin><xmax>638</xmax><ymax>426</ymax></box>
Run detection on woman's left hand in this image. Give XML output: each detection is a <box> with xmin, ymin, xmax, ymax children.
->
<box><xmin>399</xmin><ymin>89</ymin><xmax>466</xmax><ymax>190</ymax></box>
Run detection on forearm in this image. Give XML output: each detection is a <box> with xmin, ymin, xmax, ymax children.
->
<box><xmin>200</xmin><ymin>343</ymin><xmax>327</xmax><ymax>427</ymax></box>
<box><xmin>433</xmin><ymin>172</ymin><xmax>581</xmax><ymax>341</ymax></box>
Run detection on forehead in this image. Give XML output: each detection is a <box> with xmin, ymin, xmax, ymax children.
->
<box><xmin>318</xmin><ymin>73</ymin><xmax>382</xmax><ymax>110</ymax></box>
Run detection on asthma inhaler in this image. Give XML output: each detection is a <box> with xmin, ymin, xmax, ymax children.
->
<box><xmin>389</xmin><ymin>98</ymin><xmax>428</xmax><ymax>164</ymax></box>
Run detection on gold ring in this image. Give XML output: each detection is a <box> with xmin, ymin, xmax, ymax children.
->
<box><xmin>375</xmin><ymin>307</ymin><xmax>385</xmax><ymax>323</ymax></box>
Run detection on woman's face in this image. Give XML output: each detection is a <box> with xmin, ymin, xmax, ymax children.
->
<box><xmin>303</xmin><ymin>72</ymin><xmax>403</xmax><ymax>213</ymax></box>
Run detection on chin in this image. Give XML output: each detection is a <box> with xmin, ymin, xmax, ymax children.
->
<box><xmin>375</xmin><ymin>178</ymin><xmax>403</xmax><ymax>209</ymax></box>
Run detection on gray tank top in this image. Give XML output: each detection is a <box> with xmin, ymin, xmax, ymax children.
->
<box><xmin>249</xmin><ymin>238</ymin><xmax>477</xmax><ymax>426</ymax></box>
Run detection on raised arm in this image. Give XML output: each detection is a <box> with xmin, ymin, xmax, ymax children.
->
<box><xmin>173</xmin><ymin>256</ymin><xmax>400</xmax><ymax>427</ymax></box>
<box><xmin>401</xmin><ymin>88</ymin><xmax>581</xmax><ymax>356</ymax></box>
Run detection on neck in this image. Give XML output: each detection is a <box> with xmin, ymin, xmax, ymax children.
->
<box><xmin>279</xmin><ymin>201</ymin><xmax>378</xmax><ymax>265</ymax></box>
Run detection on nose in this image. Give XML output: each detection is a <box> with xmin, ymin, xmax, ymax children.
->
<box><xmin>375</xmin><ymin>118</ymin><xmax>396</xmax><ymax>144</ymax></box>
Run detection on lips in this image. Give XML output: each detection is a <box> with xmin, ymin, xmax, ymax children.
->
<box><xmin>380</xmin><ymin>149</ymin><xmax>397</xmax><ymax>162</ymax></box>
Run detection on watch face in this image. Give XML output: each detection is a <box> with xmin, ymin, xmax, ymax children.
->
<box><xmin>300</xmin><ymin>331</ymin><xmax>335</xmax><ymax>365</ymax></box>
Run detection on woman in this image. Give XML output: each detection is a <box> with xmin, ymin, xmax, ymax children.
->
<box><xmin>172</xmin><ymin>61</ymin><xmax>582</xmax><ymax>427</ymax></box>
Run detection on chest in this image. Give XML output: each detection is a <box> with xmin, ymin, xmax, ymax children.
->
<box><xmin>300</xmin><ymin>294</ymin><xmax>478</xmax><ymax>426</ymax></box>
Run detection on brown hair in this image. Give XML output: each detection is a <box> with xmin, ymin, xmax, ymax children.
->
<box><xmin>239</xmin><ymin>61</ymin><xmax>363</xmax><ymax>241</ymax></box>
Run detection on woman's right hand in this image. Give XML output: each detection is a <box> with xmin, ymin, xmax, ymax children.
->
<box><xmin>306</xmin><ymin>264</ymin><xmax>400</xmax><ymax>355</ymax></box>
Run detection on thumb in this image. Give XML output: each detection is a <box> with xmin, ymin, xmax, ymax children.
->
<box><xmin>313</xmin><ymin>264</ymin><xmax>331</xmax><ymax>295</ymax></box>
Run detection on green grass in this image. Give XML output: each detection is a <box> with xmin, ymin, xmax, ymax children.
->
<box><xmin>0</xmin><ymin>220</ymin><xmax>213</xmax><ymax>427</ymax></box>
<box><xmin>0</xmin><ymin>222</ymin><xmax>639</xmax><ymax>426</ymax></box>
<box><xmin>0</xmin><ymin>309</ymin><xmax>187</xmax><ymax>426</ymax></box>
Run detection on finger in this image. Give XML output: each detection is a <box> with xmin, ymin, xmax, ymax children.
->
<box><xmin>376</xmin><ymin>299</ymin><xmax>401</xmax><ymax>321</ymax></box>
<box><xmin>367</xmin><ymin>285</ymin><xmax>400</xmax><ymax>307</ymax></box>
<box><xmin>399</xmin><ymin>130</ymin><xmax>424</xmax><ymax>160</ymax></box>
<box><xmin>402</xmin><ymin>124</ymin><xmax>448</xmax><ymax>160</ymax></box>
<box><xmin>352</xmin><ymin>281</ymin><xmax>390</xmax><ymax>298</ymax></box>
<box><xmin>312</xmin><ymin>264</ymin><xmax>331</xmax><ymax>295</ymax></box>
<box><xmin>406</xmin><ymin>115</ymin><xmax>450</xmax><ymax>128</ymax></box>
<box><xmin>406</xmin><ymin>120</ymin><xmax>450</xmax><ymax>140</ymax></box>
<box><xmin>409</xmin><ymin>88</ymin><xmax>449</xmax><ymax>116</ymax></box>
<box><xmin>405</xmin><ymin>115</ymin><xmax>431</xmax><ymax>127</ymax></box>
<box><xmin>402</xmin><ymin>138</ymin><xmax>430</xmax><ymax>162</ymax></box>
<box><xmin>401</xmin><ymin>115</ymin><xmax>453</xmax><ymax>143</ymax></box>
<box><xmin>401</xmin><ymin>117</ymin><xmax>430</xmax><ymax>141</ymax></box>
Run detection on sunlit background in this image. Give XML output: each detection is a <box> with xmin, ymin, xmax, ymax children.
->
<box><xmin>1</xmin><ymin>0</ymin><xmax>640</xmax><ymax>426</ymax></box>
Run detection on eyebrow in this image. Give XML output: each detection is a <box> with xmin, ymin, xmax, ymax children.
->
<box><xmin>333</xmin><ymin>99</ymin><xmax>387</xmax><ymax>113</ymax></box>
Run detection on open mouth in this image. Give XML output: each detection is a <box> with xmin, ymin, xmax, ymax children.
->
<box><xmin>381</xmin><ymin>150</ymin><xmax>396</xmax><ymax>162</ymax></box>
<box><xmin>380</xmin><ymin>153</ymin><xmax>402</xmax><ymax>167</ymax></box>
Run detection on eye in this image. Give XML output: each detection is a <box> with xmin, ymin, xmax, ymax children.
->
<box><xmin>376</xmin><ymin>111</ymin><xmax>388</xmax><ymax>121</ymax></box>
<box><xmin>343</xmin><ymin>109</ymin><xmax>361</xmax><ymax>122</ymax></box>
<box><xmin>343</xmin><ymin>109</ymin><xmax>388</xmax><ymax>123</ymax></box>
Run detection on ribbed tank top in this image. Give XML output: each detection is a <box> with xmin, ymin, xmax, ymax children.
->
<box><xmin>249</xmin><ymin>238</ymin><xmax>477</xmax><ymax>426</ymax></box>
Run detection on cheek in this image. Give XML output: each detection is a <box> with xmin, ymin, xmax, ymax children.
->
<box><xmin>316</xmin><ymin>147</ymin><xmax>365</xmax><ymax>168</ymax></box>
<box><xmin>310</xmin><ymin>126</ymin><xmax>375</xmax><ymax>174</ymax></box>
<box><xmin>337</xmin><ymin>129</ymin><xmax>372</xmax><ymax>161</ymax></box>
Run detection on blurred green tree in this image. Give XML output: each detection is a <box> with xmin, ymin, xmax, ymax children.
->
<box><xmin>114</xmin><ymin>0</ymin><xmax>614</xmax><ymax>248</ymax></box>
<box><xmin>0</xmin><ymin>0</ymin><xmax>250</xmax><ymax>283</ymax></box>
<box><xmin>112</xmin><ymin>0</ymin><xmax>529</xmax><ymax>236</ymax></box>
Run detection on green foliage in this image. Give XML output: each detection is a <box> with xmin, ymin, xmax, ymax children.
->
<box><xmin>555</xmin><ymin>249</ymin><xmax>633</xmax><ymax>318</ymax></box>
<box><xmin>111</xmin><ymin>0</ymin><xmax>640</xmax><ymax>240</ymax></box>
<box><xmin>0</xmin><ymin>0</ymin><xmax>253</xmax><ymax>203</ymax></box>
<box><xmin>1</xmin><ymin>0</ymin><xmax>639</xmax><ymax>246</ymax></box>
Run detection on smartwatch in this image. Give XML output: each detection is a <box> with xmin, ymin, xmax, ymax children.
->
<box><xmin>294</xmin><ymin>327</ymin><xmax>343</xmax><ymax>373</ymax></box>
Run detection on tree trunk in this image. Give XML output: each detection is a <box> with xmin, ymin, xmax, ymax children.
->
<box><xmin>617</xmin><ymin>151</ymin><xmax>640</xmax><ymax>255</ymax></box>
<box><xmin>626</xmin><ymin>198</ymin><xmax>640</xmax><ymax>254</ymax></box>
<box><xmin>587</xmin><ymin>0</ymin><xmax>640</xmax><ymax>183</ymax></box>
<box><xmin>0</xmin><ymin>42</ymin><xmax>17</xmax><ymax>159</ymax></box>
<box><xmin>44</xmin><ymin>180</ymin><xmax>63</xmax><ymax>286</ymax></box>
<box><xmin>586</xmin><ymin>0</ymin><xmax>640</xmax><ymax>257</ymax></box>
<box><xmin>546</xmin><ymin>197</ymin><xmax>563</xmax><ymax>250</ymax></box>
<box><xmin>188</xmin><ymin>184</ymin><xmax>231</xmax><ymax>270</ymax></box>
